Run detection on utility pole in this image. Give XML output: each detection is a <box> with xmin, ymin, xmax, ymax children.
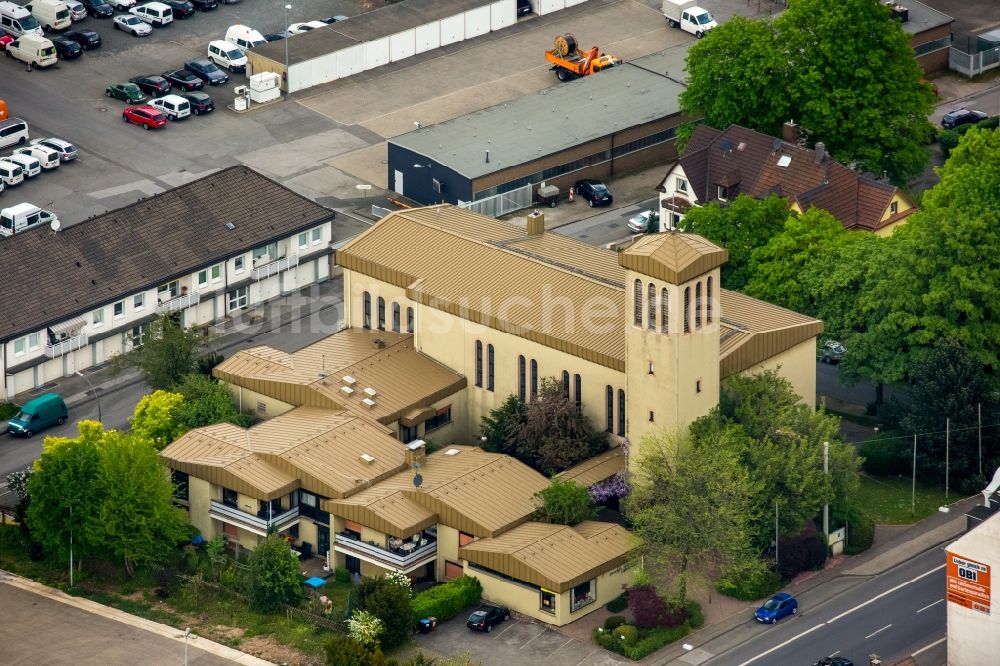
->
<box><xmin>823</xmin><ymin>441</ymin><xmax>829</xmax><ymax>544</ymax></box>
<box><xmin>774</xmin><ymin>501</ymin><xmax>779</xmax><ymax>569</ymax></box>
<box><xmin>945</xmin><ymin>418</ymin><xmax>950</xmax><ymax>500</ymax></box>
<box><xmin>912</xmin><ymin>434</ymin><xmax>917</xmax><ymax>517</ymax></box>
<box><xmin>69</xmin><ymin>504</ymin><xmax>73</xmax><ymax>588</ymax></box>
<box><xmin>978</xmin><ymin>403</ymin><xmax>983</xmax><ymax>477</ymax></box>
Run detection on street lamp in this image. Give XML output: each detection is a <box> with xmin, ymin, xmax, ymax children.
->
<box><xmin>75</xmin><ymin>370</ymin><xmax>102</xmax><ymax>423</ymax></box>
<box><xmin>283</xmin><ymin>4</ymin><xmax>292</xmax><ymax>93</ymax></box>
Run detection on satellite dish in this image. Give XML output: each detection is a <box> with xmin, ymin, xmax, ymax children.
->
<box><xmin>413</xmin><ymin>473</ymin><xmax>423</xmax><ymax>488</ymax></box>
<box><xmin>50</xmin><ymin>219</ymin><xmax>61</xmax><ymax>232</ymax></box>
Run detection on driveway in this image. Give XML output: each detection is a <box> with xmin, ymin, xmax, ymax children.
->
<box><xmin>415</xmin><ymin>615</ymin><xmax>628</xmax><ymax>666</ymax></box>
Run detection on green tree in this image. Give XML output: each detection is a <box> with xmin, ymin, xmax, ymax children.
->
<box><xmin>323</xmin><ymin>634</ymin><xmax>389</xmax><ymax>666</ymax></box>
<box><xmin>480</xmin><ymin>394</ymin><xmax>526</xmax><ymax>456</ymax></box>
<box><xmin>173</xmin><ymin>373</ymin><xmax>250</xmax><ymax>429</ymax></box>
<box><xmin>246</xmin><ymin>533</ymin><xmax>304</xmax><ymax>612</ymax></box>
<box><xmin>677</xmin><ymin>196</ymin><xmax>789</xmax><ymax>290</ymax></box>
<box><xmin>627</xmin><ymin>429</ymin><xmax>757</xmax><ymax>603</ymax></box>
<box><xmin>681</xmin><ymin>0</ymin><xmax>934</xmax><ymax>182</ymax></box>
<box><xmin>355</xmin><ymin>575</ymin><xmax>414</xmax><ymax>650</ymax></box>
<box><xmin>95</xmin><ymin>431</ymin><xmax>188</xmax><ymax>575</ymax></box>
<box><xmin>533</xmin><ymin>478</ymin><xmax>598</xmax><ymax>525</ymax></box>
<box><xmin>112</xmin><ymin>314</ymin><xmax>211</xmax><ymax>390</ymax></box>
<box><xmin>130</xmin><ymin>390</ymin><xmax>188</xmax><ymax>450</ymax></box>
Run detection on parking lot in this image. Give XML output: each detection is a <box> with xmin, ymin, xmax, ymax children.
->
<box><xmin>415</xmin><ymin>614</ymin><xmax>629</xmax><ymax>666</ymax></box>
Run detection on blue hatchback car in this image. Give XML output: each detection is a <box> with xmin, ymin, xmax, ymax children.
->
<box><xmin>754</xmin><ymin>592</ymin><xmax>798</xmax><ymax>624</ymax></box>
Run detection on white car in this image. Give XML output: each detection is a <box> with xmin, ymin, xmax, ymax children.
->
<box><xmin>114</xmin><ymin>14</ymin><xmax>152</xmax><ymax>36</ymax></box>
<box><xmin>5</xmin><ymin>153</ymin><xmax>40</xmax><ymax>178</ymax></box>
<box><xmin>64</xmin><ymin>0</ymin><xmax>87</xmax><ymax>21</ymax></box>
<box><xmin>627</xmin><ymin>210</ymin><xmax>659</xmax><ymax>233</ymax></box>
<box><xmin>14</xmin><ymin>145</ymin><xmax>59</xmax><ymax>169</ymax></box>
<box><xmin>106</xmin><ymin>0</ymin><xmax>135</xmax><ymax>8</ymax></box>
<box><xmin>148</xmin><ymin>94</ymin><xmax>190</xmax><ymax>120</ymax></box>
<box><xmin>287</xmin><ymin>20</ymin><xmax>326</xmax><ymax>34</ymax></box>
<box><xmin>31</xmin><ymin>137</ymin><xmax>77</xmax><ymax>162</ymax></box>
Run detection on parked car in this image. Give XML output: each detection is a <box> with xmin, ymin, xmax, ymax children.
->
<box><xmin>207</xmin><ymin>39</ymin><xmax>245</xmax><ymax>72</ymax></box>
<box><xmin>51</xmin><ymin>36</ymin><xmax>82</xmax><ymax>59</ymax></box>
<box><xmin>5</xmin><ymin>393</ymin><xmax>67</xmax><ymax>438</ymax></box>
<box><xmin>14</xmin><ymin>143</ymin><xmax>60</xmax><ymax>169</ymax></box>
<box><xmin>77</xmin><ymin>0</ymin><xmax>113</xmax><ymax>17</ymax></box>
<box><xmin>64</xmin><ymin>0</ymin><xmax>87</xmax><ymax>20</ymax></box>
<box><xmin>574</xmin><ymin>179</ymin><xmax>613</xmax><ymax>207</ymax></box>
<box><xmin>114</xmin><ymin>14</ymin><xmax>152</xmax><ymax>36</ymax></box>
<box><xmin>321</xmin><ymin>15</ymin><xmax>347</xmax><ymax>23</ymax></box>
<box><xmin>31</xmin><ymin>136</ymin><xmax>77</xmax><ymax>161</ymax></box>
<box><xmin>129</xmin><ymin>1</ymin><xmax>173</xmax><ymax>26</ymax></box>
<box><xmin>184</xmin><ymin>58</ymin><xmax>228</xmax><ymax>84</ymax></box>
<box><xmin>0</xmin><ymin>158</ymin><xmax>25</xmax><ymax>186</ymax></box>
<box><xmin>148</xmin><ymin>93</ymin><xmax>190</xmax><ymax>120</ymax></box>
<box><xmin>180</xmin><ymin>90</ymin><xmax>213</xmax><ymax>115</ymax></box>
<box><xmin>0</xmin><ymin>28</ymin><xmax>13</xmax><ymax>49</ymax></box>
<box><xmin>818</xmin><ymin>340</ymin><xmax>845</xmax><ymax>364</ymax></box>
<box><xmin>106</xmin><ymin>0</ymin><xmax>135</xmax><ymax>9</ymax></box>
<box><xmin>161</xmin><ymin>0</ymin><xmax>193</xmax><ymax>17</ymax></box>
<box><xmin>754</xmin><ymin>592</ymin><xmax>798</xmax><ymax>624</ymax></box>
<box><xmin>263</xmin><ymin>31</ymin><xmax>289</xmax><ymax>42</ymax></box>
<box><xmin>940</xmin><ymin>108</ymin><xmax>988</xmax><ymax>129</ymax></box>
<box><xmin>813</xmin><ymin>659</ymin><xmax>853</xmax><ymax>666</ymax></box>
<box><xmin>287</xmin><ymin>20</ymin><xmax>325</xmax><ymax>34</ymax></box>
<box><xmin>516</xmin><ymin>0</ymin><xmax>531</xmax><ymax>16</ymax></box>
<box><xmin>188</xmin><ymin>0</ymin><xmax>216</xmax><ymax>11</ymax></box>
<box><xmin>129</xmin><ymin>74</ymin><xmax>171</xmax><ymax>97</ymax></box>
<box><xmin>4</xmin><ymin>152</ymin><xmax>40</xmax><ymax>178</ymax></box>
<box><xmin>627</xmin><ymin>209</ymin><xmax>659</xmax><ymax>233</ymax></box>
<box><xmin>161</xmin><ymin>68</ymin><xmax>203</xmax><ymax>91</ymax></box>
<box><xmin>466</xmin><ymin>604</ymin><xmax>510</xmax><ymax>632</ymax></box>
<box><xmin>105</xmin><ymin>81</ymin><xmax>145</xmax><ymax>103</ymax></box>
<box><xmin>62</xmin><ymin>28</ymin><xmax>100</xmax><ymax>48</ymax></box>
<box><xmin>225</xmin><ymin>24</ymin><xmax>265</xmax><ymax>49</ymax></box>
<box><xmin>122</xmin><ymin>104</ymin><xmax>166</xmax><ymax>130</ymax></box>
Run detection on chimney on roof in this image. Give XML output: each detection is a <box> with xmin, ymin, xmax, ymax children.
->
<box><xmin>527</xmin><ymin>210</ymin><xmax>545</xmax><ymax>236</ymax></box>
<box><xmin>405</xmin><ymin>439</ymin><xmax>426</xmax><ymax>469</ymax></box>
<box><xmin>814</xmin><ymin>142</ymin><xmax>826</xmax><ymax>163</ymax></box>
<box><xmin>782</xmin><ymin>120</ymin><xmax>798</xmax><ymax>144</ymax></box>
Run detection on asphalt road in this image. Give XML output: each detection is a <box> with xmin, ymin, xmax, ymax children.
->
<box><xmin>704</xmin><ymin>547</ymin><xmax>947</xmax><ymax>666</ymax></box>
<box><xmin>556</xmin><ymin>196</ymin><xmax>660</xmax><ymax>246</ymax></box>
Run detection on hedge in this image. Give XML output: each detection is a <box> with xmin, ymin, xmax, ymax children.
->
<box><xmin>592</xmin><ymin>600</ymin><xmax>702</xmax><ymax>660</ymax></box>
<box><xmin>606</xmin><ymin>592</ymin><xmax>628</xmax><ymax>613</ymax></box>
<box><xmin>0</xmin><ymin>402</ymin><xmax>18</xmax><ymax>422</ymax></box>
<box><xmin>604</xmin><ymin>615</ymin><xmax>627</xmax><ymax>631</ymax></box>
<box><xmin>716</xmin><ymin>559</ymin><xmax>783</xmax><ymax>601</ymax></box>
<box><xmin>833</xmin><ymin>503</ymin><xmax>875</xmax><ymax>555</ymax></box>
<box><xmin>411</xmin><ymin>575</ymin><xmax>482</xmax><ymax>625</ymax></box>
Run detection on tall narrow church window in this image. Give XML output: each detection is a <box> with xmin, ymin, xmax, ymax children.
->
<box><xmin>605</xmin><ymin>386</ymin><xmax>614</xmax><ymax>433</ymax></box>
<box><xmin>648</xmin><ymin>283</ymin><xmax>656</xmax><ymax>330</ymax></box>
<box><xmin>706</xmin><ymin>276</ymin><xmax>713</xmax><ymax>323</ymax></box>
<box><xmin>633</xmin><ymin>279</ymin><xmax>643</xmax><ymax>326</ymax></box>
<box><xmin>695</xmin><ymin>282</ymin><xmax>702</xmax><ymax>330</ymax></box>
<box><xmin>683</xmin><ymin>287</ymin><xmax>691</xmax><ymax>333</ymax></box>
<box><xmin>661</xmin><ymin>288</ymin><xmax>669</xmax><ymax>333</ymax></box>
<box><xmin>617</xmin><ymin>389</ymin><xmax>625</xmax><ymax>436</ymax></box>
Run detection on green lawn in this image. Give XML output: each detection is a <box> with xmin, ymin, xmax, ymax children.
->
<box><xmin>855</xmin><ymin>474</ymin><xmax>951</xmax><ymax>524</ymax></box>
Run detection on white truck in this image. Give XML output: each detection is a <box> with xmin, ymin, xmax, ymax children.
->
<box><xmin>662</xmin><ymin>0</ymin><xmax>717</xmax><ymax>38</ymax></box>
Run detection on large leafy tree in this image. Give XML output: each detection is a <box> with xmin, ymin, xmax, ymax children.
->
<box><xmin>130</xmin><ymin>390</ymin><xmax>188</xmax><ymax>451</ymax></box>
<box><xmin>355</xmin><ymin>575</ymin><xmax>414</xmax><ymax>650</ymax></box>
<box><xmin>677</xmin><ymin>194</ymin><xmax>789</xmax><ymax>290</ymax></box>
<box><xmin>112</xmin><ymin>314</ymin><xmax>211</xmax><ymax>390</ymax></box>
<box><xmin>173</xmin><ymin>373</ymin><xmax>251</xmax><ymax>429</ymax></box>
<box><xmin>682</xmin><ymin>0</ymin><xmax>935</xmax><ymax>182</ymax></box>
<box><xmin>533</xmin><ymin>478</ymin><xmax>598</xmax><ymax>526</ymax></box>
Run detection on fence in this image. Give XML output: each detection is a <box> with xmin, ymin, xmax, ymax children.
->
<box><xmin>459</xmin><ymin>182</ymin><xmax>534</xmax><ymax>218</ymax></box>
<box><xmin>372</xmin><ymin>205</ymin><xmax>393</xmax><ymax>219</ymax></box>
<box><xmin>950</xmin><ymin>46</ymin><xmax>1000</xmax><ymax>78</ymax></box>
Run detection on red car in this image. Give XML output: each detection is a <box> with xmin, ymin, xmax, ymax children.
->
<box><xmin>0</xmin><ymin>28</ymin><xmax>14</xmax><ymax>50</ymax></box>
<box><xmin>122</xmin><ymin>105</ymin><xmax>167</xmax><ymax>130</ymax></box>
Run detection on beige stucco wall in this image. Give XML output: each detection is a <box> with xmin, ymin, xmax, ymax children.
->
<box><xmin>225</xmin><ymin>384</ymin><xmax>294</xmax><ymax>420</ymax></box>
<box><xmin>740</xmin><ymin>337</ymin><xmax>817</xmax><ymax>408</ymax></box>
<box><xmin>188</xmin><ymin>476</ymin><xmax>214</xmax><ymax>539</ymax></box>
<box><xmin>436</xmin><ymin>524</ymin><xmax>462</xmax><ymax>581</ymax></box>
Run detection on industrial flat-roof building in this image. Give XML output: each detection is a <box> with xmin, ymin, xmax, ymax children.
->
<box><xmin>387</xmin><ymin>48</ymin><xmax>692</xmax><ymax>206</ymax></box>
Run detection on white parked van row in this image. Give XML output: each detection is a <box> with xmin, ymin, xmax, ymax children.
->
<box><xmin>24</xmin><ymin>0</ymin><xmax>72</xmax><ymax>32</ymax></box>
<box><xmin>0</xmin><ymin>203</ymin><xmax>59</xmax><ymax>236</ymax></box>
<box><xmin>661</xmin><ymin>0</ymin><xmax>717</xmax><ymax>38</ymax></box>
<box><xmin>0</xmin><ymin>159</ymin><xmax>25</xmax><ymax>187</ymax></box>
<box><xmin>5</xmin><ymin>153</ymin><xmax>40</xmax><ymax>178</ymax></box>
<box><xmin>5</xmin><ymin>33</ymin><xmax>57</xmax><ymax>68</ymax></box>
<box><xmin>15</xmin><ymin>144</ymin><xmax>60</xmax><ymax>169</ymax></box>
<box><xmin>0</xmin><ymin>118</ymin><xmax>29</xmax><ymax>150</ymax></box>
<box><xmin>0</xmin><ymin>1</ymin><xmax>44</xmax><ymax>36</ymax></box>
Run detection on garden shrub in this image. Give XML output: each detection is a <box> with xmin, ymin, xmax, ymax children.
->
<box><xmin>858</xmin><ymin>436</ymin><xmax>910</xmax><ymax>476</ymax></box>
<box><xmin>334</xmin><ymin>566</ymin><xmax>351</xmax><ymax>583</ymax></box>
<box><xmin>0</xmin><ymin>402</ymin><xmax>18</xmax><ymax>421</ymax></box>
<box><xmin>627</xmin><ymin>586</ymin><xmax>668</xmax><ymax>628</ymax></box>
<box><xmin>716</xmin><ymin>558</ymin><xmax>782</xmax><ymax>601</ymax></box>
<box><xmin>777</xmin><ymin>538</ymin><xmax>811</xmax><ymax>580</ymax></box>
<box><xmin>833</xmin><ymin>503</ymin><xmax>875</xmax><ymax>555</ymax></box>
<box><xmin>612</xmin><ymin>624</ymin><xmax>639</xmax><ymax>646</ymax></box>
<box><xmin>411</xmin><ymin>575</ymin><xmax>482</xmax><ymax>625</ymax></box>
<box><xmin>604</xmin><ymin>615</ymin><xmax>626</xmax><ymax>631</ymax></box>
<box><xmin>805</xmin><ymin>535</ymin><xmax>828</xmax><ymax>570</ymax></box>
<box><xmin>606</xmin><ymin>592</ymin><xmax>628</xmax><ymax>613</ymax></box>
<box><xmin>356</xmin><ymin>575</ymin><xmax>414</xmax><ymax>650</ymax></box>
<box><xmin>687</xmin><ymin>600</ymin><xmax>704</xmax><ymax>629</ymax></box>
<box><xmin>594</xmin><ymin>624</ymin><xmax>691</xmax><ymax>660</ymax></box>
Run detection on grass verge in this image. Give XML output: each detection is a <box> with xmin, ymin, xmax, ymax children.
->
<box><xmin>855</xmin><ymin>474</ymin><xmax>950</xmax><ymax>524</ymax></box>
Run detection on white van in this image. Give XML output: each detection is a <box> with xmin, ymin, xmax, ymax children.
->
<box><xmin>0</xmin><ymin>203</ymin><xmax>59</xmax><ymax>236</ymax></box>
<box><xmin>0</xmin><ymin>1</ymin><xmax>44</xmax><ymax>36</ymax></box>
<box><xmin>130</xmin><ymin>1</ymin><xmax>172</xmax><ymax>26</ymax></box>
<box><xmin>0</xmin><ymin>118</ymin><xmax>29</xmax><ymax>150</ymax></box>
<box><xmin>207</xmin><ymin>39</ymin><xmax>245</xmax><ymax>72</ymax></box>
<box><xmin>0</xmin><ymin>159</ymin><xmax>25</xmax><ymax>187</ymax></box>
<box><xmin>6</xmin><ymin>34</ymin><xmax>57</xmax><ymax>68</ymax></box>
<box><xmin>224</xmin><ymin>24</ymin><xmax>265</xmax><ymax>50</ymax></box>
<box><xmin>4</xmin><ymin>153</ymin><xmax>40</xmax><ymax>178</ymax></box>
<box><xmin>14</xmin><ymin>144</ymin><xmax>60</xmax><ymax>169</ymax></box>
<box><xmin>149</xmin><ymin>94</ymin><xmax>190</xmax><ymax>120</ymax></box>
<box><xmin>23</xmin><ymin>0</ymin><xmax>71</xmax><ymax>32</ymax></box>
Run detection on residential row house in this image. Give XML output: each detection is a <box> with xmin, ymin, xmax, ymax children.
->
<box><xmin>0</xmin><ymin>166</ymin><xmax>337</xmax><ymax>400</ymax></box>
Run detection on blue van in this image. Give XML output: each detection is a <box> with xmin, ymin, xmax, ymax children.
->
<box><xmin>6</xmin><ymin>393</ymin><xmax>68</xmax><ymax>437</ymax></box>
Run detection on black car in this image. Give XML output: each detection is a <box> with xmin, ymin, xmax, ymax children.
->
<box><xmin>940</xmin><ymin>108</ymin><xmax>988</xmax><ymax>130</ymax></box>
<box><xmin>161</xmin><ymin>0</ymin><xmax>195</xmax><ymax>17</ymax></box>
<box><xmin>184</xmin><ymin>58</ymin><xmax>229</xmax><ymax>85</ymax></box>
<box><xmin>52</xmin><ymin>37</ymin><xmax>83</xmax><ymax>59</ymax></box>
<box><xmin>466</xmin><ymin>604</ymin><xmax>509</xmax><ymax>632</ymax></box>
<box><xmin>321</xmin><ymin>15</ymin><xmax>348</xmax><ymax>23</ymax></box>
<box><xmin>264</xmin><ymin>31</ymin><xmax>289</xmax><ymax>42</ymax></box>
<box><xmin>63</xmin><ymin>29</ymin><xmax>101</xmax><ymax>49</ymax></box>
<box><xmin>161</xmin><ymin>69</ymin><xmax>204</xmax><ymax>91</ymax></box>
<box><xmin>516</xmin><ymin>0</ymin><xmax>531</xmax><ymax>16</ymax></box>
<box><xmin>78</xmin><ymin>0</ymin><xmax>113</xmax><ymax>17</ymax></box>
<box><xmin>181</xmin><ymin>91</ymin><xmax>214</xmax><ymax>115</ymax></box>
<box><xmin>189</xmin><ymin>0</ymin><xmax>217</xmax><ymax>11</ymax></box>
<box><xmin>813</xmin><ymin>658</ymin><xmax>853</xmax><ymax>666</ymax></box>
<box><xmin>575</xmin><ymin>179</ymin><xmax>613</xmax><ymax>207</ymax></box>
<box><xmin>129</xmin><ymin>74</ymin><xmax>172</xmax><ymax>97</ymax></box>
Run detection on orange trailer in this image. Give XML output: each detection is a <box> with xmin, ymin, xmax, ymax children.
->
<box><xmin>544</xmin><ymin>34</ymin><xmax>620</xmax><ymax>82</ymax></box>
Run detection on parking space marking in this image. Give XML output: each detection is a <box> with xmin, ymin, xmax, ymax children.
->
<box><xmin>517</xmin><ymin>625</ymin><xmax>548</xmax><ymax>650</ymax></box>
<box><xmin>492</xmin><ymin>621</ymin><xmax>518</xmax><ymax>638</ymax></box>
<box><xmin>548</xmin><ymin>637</ymin><xmax>574</xmax><ymax>656</ymax></box>
<box><xmin>573</xmin><ymin>648</ymin><xmax>599</xmax><ymax>665</ymax></box>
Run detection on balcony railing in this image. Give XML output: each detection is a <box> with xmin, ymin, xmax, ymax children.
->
<box><xmin>45</xmin><ymin>333</ymin><xmax>88</xmax><ymax>358</ymax></box>
<box><xmin>252</xmin><ymin>254</ymin><xmax>298</xmax><ymax>281</ymax></box>
<box><xmin>209</xmin><ymin>500</ymin><xmax>299</xmax><ymax>536</ymax></box>
<box><xmin>334</xmin><ymin>532</ymin><xmax>437</xmax><ymax>572</ymax></box>
<box><xmin>157</xmin><ymin>290</ymin><xmax>201</xmax><ymax>314</ymax></box>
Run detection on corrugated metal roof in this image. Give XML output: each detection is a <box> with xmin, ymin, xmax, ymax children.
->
<box><xmin>619</xmin><ymin>232</ymin><xmax>728</xmax><ymax>284</ymax></box>
<box><xmin>389</xmin><ymin>59</ymin><xmax>686</xmax><ymax>179</ymax></box>
<box><xmin>899</xmin><ymin>0</ymin><xmax>953</xmax><ymax>35</ymax></box>
<box><xmin>557</xmin><ymin>447</ymin><xmax>626</xmax><ymax>487</ymax></box>
<box><xmin>459</xmin><ymin>520</ymin><xmax>634</xmax><ymax>592</ymax></box>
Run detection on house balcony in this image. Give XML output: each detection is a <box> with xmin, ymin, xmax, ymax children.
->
<box><xmin>45</xmin><ymin>333</ymin><xmax>88</xmax><ymax>358</ymax></box>
<box><xmin>252</xmin><ymin>254</ymin><xmax>298</xmax><ymax>281</ymax></box>
<box><xmin>334</xmin><ymin>531</ymin><xmax>438</xmax><ymax>574</ymax></box>
<box><xmin>157</xmin><ymin>290</ymin><xmax>201</xmax><ymax>315</ymax></box>
<box><xmin>209</xmin><ymin>500</ymin><xmax>300</xmax><ymax>537</ymax></box>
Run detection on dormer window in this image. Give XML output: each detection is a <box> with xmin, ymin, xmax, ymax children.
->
<box><xmin>717</xmin><ymin>185</ymin><xmax>728</xmax><ymax>201</ymax></box>
<box><xmin>676</xmin><ymin>177</ymin><xmax>688</xmax><ymax>193</ymax></box>
<box><xmin>890</xmin><ymin>201</ymin><xmax>899</xmax><ymax>214</ymax></box>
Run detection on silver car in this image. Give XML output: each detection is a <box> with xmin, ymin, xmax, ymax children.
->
<box><xmin>31</xmin><ymin>137</ymin><xmax>78</xmax><ymax>162</ymax></box>
<box><xmin>64</xmin><ymin>0</ymin><xmax>88</xmax><ymax>21</ymax></box>
<box><xmin>114</xmin><ymin>14</ymin><xmax>152</xmax><ymax>36</ymax></box>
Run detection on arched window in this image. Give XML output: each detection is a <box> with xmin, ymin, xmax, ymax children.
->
<box><xmin>617</xmin><ymin>389</ymin><xmax>625</xmax><ymax>436</ymax></box>
<box><xmin>695</xmin><ymin>282</ymin><xmax>702</xmax><ymax>330</ymax></box>
<box><xmin>475</xmin><ymin>341</ymin><xmax>483</xmax><ymax>388</ymax></box>
<box><xmin>707</xmin><ymin>276</ymin><xmax>714</xmax><ymax>323</ymax></box>
<box><xmin>647</xmin><ymin>283</ymin><xmax>656</xmax><ymax>330</ymax></box>
<box><xmin>605</xmin><ymin>385</ymin><xmax>614</xmax><ymax>433</ymax></box>
<box><xmin>392</xmin><ymin>303</ymin><xmax>401</xmax><ymax>332</ymax></box>
<box><xmin>406</xmin><ymin>307</ymin><xmax>414</xmax><ymax>333</ymax></box>
<box><xmin>530</xmin><ymin>359</ymin><xmax>538</xmax><ymax>400</ymax></box>
<box><xmin>518</xmin><ymin>355</ymin><xmax>526</xmax><ymax>401</ymax></box>
<box><xmin>660</xmin><ymin>288</ymin><xmax>669</xmax><ymax>333</ymax></box>
<box><xmin>683</xmin><ymin>287</ymin><xmax>691</xmax><ymax>333</ymax></box>
<box><xmin>574</xmin><ymin>374</ymin><xmax>582</xmax><ymax>408</ymax></box>
<box><xmin>562</xmin><ymin>370</ymin><xmax>570</xmax><ymax>398</ymax></box>
<box><xmin>377</xmin><ymin>297</ymin><xmax>385</xmax><ymax>330</ymax></box>
<box><xmin>363</xmin><ymin>292</ymin><xmax>371</xmax><ymax>329</ymax></box>
<box><xmin>487</xmin><ymin>344</ymin><xmax>495</xmax><ymax>391</ymax></box>
<box><xmin>633</xmin><ymin>279</ymin><xmax>643</xmax><ymax>326</ymax></box>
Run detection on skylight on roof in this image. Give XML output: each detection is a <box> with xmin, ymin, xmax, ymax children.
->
<box><xmin>777</xmin><ymin>155</ymin><xmax>792</xmax><ymax>168</ymax></box>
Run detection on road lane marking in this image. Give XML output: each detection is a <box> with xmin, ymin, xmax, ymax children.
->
<box><xmin>736</xmin><ymin>624</ymin><xmax>826</xmax><ymax>666</ymax></box>
<box><xmin>913</xmin><ymin>637</ymin><xmax>947</xmax><ymax>656</ymax></box>
<box><xmin>865</xmin><ymin>624</ymin><xmax>892</xmax><ymax>639</ymax></box>
<box><xmin>826</xmin><ymin>564</ymin><xmax>945</xmax><ymax>624</ymax></box>
<box><xmin>828</xmin><ymin>651</ymin><xmax>840</xmax><ymax>658</ymax></box>
<box><xmin>917</xmin><ymin>599</ymin><xmax>944</xmax><ymax>613</ymax></box>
